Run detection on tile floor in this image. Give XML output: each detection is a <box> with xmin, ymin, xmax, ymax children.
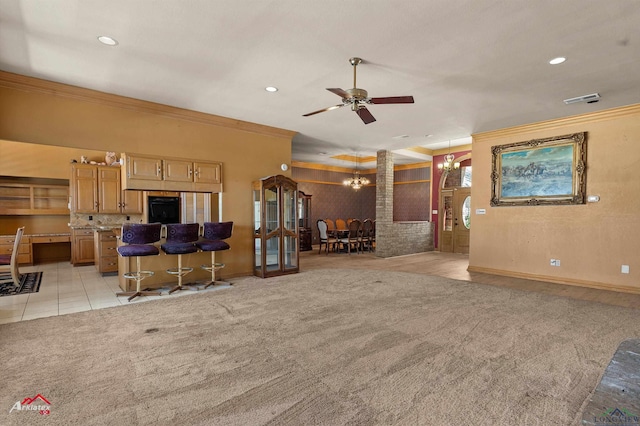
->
<box><xmin>0</xmin><ymin>261</ymin><xmax>232</xmax><ymax>324</ymax></box>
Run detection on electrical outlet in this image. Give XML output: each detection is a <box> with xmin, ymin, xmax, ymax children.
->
<box><xmin>555</xmin><ymin>259</ymin><xmax>561</xmax><ymax>267</ymax></box>
<box><xmin>622</xmin><ymin>265</ymin><xmax>630</xmax><ymax>274</ymax></box>
<box><xmin>550</xmin><ymin>259</ymin><xmax>556</xmax><ymax>266</ymax></box>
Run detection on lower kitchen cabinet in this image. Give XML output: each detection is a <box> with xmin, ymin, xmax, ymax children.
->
<box><xmin>71</xmin><ymin>228</ymin><xmax>95</xmax><ymax>265</ymax></box>
<box><xmin>94</xmin><ymin>229</ymin><xmax>118</xmax><ymax>274</ymax></box>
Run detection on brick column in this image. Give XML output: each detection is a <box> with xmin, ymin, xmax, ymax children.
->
<box><xmin>375</xmin><ymin>150</ymin><xmax>393</xmax><ymax>256</ymax></box>
<box><xmin>375</xmin><ymin>149</ymin><xmax>435</xmax><ymax>258</ymax></box>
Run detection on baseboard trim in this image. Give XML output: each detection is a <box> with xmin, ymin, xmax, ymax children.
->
<box><xmin>467</xmin><ymin>265</ymin><xmax>640</xmax><ymax>295</ymax></box>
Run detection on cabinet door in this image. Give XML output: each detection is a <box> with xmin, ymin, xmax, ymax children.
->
<box><xmin>98</xmin><ymin>167</ymin><xmax>121</xmax><ymax>213</ymax></box>
<box><xmin>121</xmin><ymin>190</ymin><xmax>143</xmax><ymax>214</ymax></box>
<box><xmin>194</xmin><ymin>162</ymin><xmax>221</xmax><ymax>184</ymax></box>
<box><xmin>72</xmin><ymin>229</ymin><xmax>95</xmax><ymax>265</ymax></box>
<box><xmin>71</xmin><ymin>165</ymin><xmax>98</xmax><ymax>213</ymax></box>
<box><xmin>126</xmin><ymin>154</ymin><xmax>163</xmax><ymax>181</ymax></box>
<box><xmin>164</xmin><ymin>159</ymin><xmax>194</xmax><ymax>182</ymax></box>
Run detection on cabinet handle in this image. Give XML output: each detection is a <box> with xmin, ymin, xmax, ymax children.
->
<box><xmin>194</xmin><ymin>169</ymin><xmax>199</xmax><ymax>177</ymax></box>
<box><xmin>107</xmin><ymin>247</ymin><xmax>116</xmax><ymax>250</ymax></box>
<box><xmin>157</xmin><ymin>166</ymin><xmax>161</xmax><ymax>175</ymax></box>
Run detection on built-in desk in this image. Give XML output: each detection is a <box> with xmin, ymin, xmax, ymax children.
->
<box><xmin>29</xmin><ymin>233</ymin><xmax>71</xmax><ymax>263</ymax></box>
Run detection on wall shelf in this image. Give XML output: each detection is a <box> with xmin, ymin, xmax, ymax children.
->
<box><xmin>0</xmin><ymin>179</ymin><xmax>70</xmax><ymax>215</ymax></box>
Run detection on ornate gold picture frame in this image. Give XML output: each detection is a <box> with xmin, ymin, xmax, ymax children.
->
<box><xmin>490</xmin><ymin>132</ymin><xmax>587</xmax><ymax>206</ymax></box>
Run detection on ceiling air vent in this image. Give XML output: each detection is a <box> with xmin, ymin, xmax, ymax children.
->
<box><xmin>563</xmin><ymin>93</ymin><xmax>600</xmax><ymax>105</ymax></box>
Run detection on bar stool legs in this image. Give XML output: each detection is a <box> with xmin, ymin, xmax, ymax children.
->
<box><xmin>167</xmin><ymin>254</ymin><xmax>195</xmax><ymax>294</ymax></box>
<box><xmin>117</xmin><ymin>256</ymin><xmax>161</xmax><ymax>302</ymax></box>
<box><xmin>161</xmin><ymin>223</ymin><xmax>200</xmax><ymax>295</ymax></box>
<box><xmin>201</xmin><ymin>250</ymin><xmax>229</xmax><ymax>288</ymax></box>
<box><xmin>195</xmin><ymin>221</ymin><xmax>234</xmax><ymax>289</ymax></box>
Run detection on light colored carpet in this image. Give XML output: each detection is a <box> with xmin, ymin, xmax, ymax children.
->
<box><xmin>1</xmin><ymin>269</ymin><xmax>639</xmax><ymax>425</ymax></box>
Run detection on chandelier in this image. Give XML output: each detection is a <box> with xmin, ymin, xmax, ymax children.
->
<box><xmin>343</xmin><ymin>155</ymin><xmax>370</xmax><ymax>190</ymax></box>
<box><xmin>437</xmin><ymin>141</ymin><xmax>460</xmax><ymax>172</ymax></box>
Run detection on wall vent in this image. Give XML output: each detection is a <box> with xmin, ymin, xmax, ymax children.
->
<box><xmin>563</xmin><ymin>93</ymin><xmax>600</xmax><ymax>105</ymax></box>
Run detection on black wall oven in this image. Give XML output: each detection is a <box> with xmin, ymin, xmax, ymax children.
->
<box><xmin>147</xmin><ymin>196</ymin><xmax>180</xmax><ymax>224</ymax></box>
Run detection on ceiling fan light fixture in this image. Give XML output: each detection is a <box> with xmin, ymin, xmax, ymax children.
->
<box><xmin>302</xmin><ymin>57</ymin><xmax>414</xmax><ymax>124</ymax></box>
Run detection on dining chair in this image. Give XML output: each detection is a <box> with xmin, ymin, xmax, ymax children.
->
<box><xmin>317</xmin><ymin>219</ymin><xmax>336</xmax><ymax>255</ymax></box>
<box><xmin>360</xmin><ymin>218</ymin><xmax>374</xmax><ymax>252</ymax></box>
<box><xmin>337</xmin><ymin>219</ymin><xmax>361</xmax><ymax>254</ymax></box>
<box><xmin>325</xmin><ymin>219</ymin><xmax>336</xmax><ymax>237</ymax></box>
<box><xmin>0</xmin><ymin>226</ymin><xmax>25</xmax><ymax>286</ymax></box>
<box><xmin>335</xmin><ymin>218</ymin><xmax>347</xmax><ymax>231</ymax></box>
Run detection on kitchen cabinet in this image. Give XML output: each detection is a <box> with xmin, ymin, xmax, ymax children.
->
<box><xmin>121</xmin><ymin>153</ymin><xmax>222</xmax><ymax>193</ymax></box>
<box><xmin>71</xmin><ymin>228</ymin><xmax>94</xmax><ymax>265</ymax></box>
<box><xmin>94</xmin><ymin>229</ymin><xmax>118</xmax><ymax>274</ymax></box>
<box><xmin>0</xmin><ymin>179</ymin><xmax>69</xmax><ymax>216</ymax></box>
<box><xmin>71</xmin><ymin>164</ymin><xmax>143</xmax><ymax>214</ymax></box>
<box><xmin>253</xmin><ymin>175</ymin><xmax>299</xmax><ymax>278</ymax></box>
<box><xmin>0</xmin><ymin>234</ymin><xmax>32</xmax><ymax>265</ymax></box>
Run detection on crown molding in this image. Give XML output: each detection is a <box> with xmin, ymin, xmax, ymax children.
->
<box><xmin>472</xmin><ymin>103</ymin><xmax>640</xmax><ymax>142</ymax></box>
<box><xmin>0</xmin><ymin>70</ymin><xmax>297</xmax><ymax>140</ymax></box>
<box><xmin>292</xmin><ymin>160</ymin><xmax>432</xmax><ymax>173</ymax></box>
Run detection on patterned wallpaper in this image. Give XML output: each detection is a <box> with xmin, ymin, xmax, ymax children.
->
<box><xmin>293</xmin><ymin>165</ymin><xmax>431</xmax><ymax>245</ymax></box>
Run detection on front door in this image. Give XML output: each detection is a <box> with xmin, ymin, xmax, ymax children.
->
<box><xmin>452</xmin><ymin>187</ymin><xmax>471</xmax><ymax>254</ymax></box>
<box><xmin>439</xmin><ymin>187</ymin><xmax>471</xmax><ymax>254</ymax></box>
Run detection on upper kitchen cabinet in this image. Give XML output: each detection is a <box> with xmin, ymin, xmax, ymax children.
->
<box><xmin>70</xmin><ymin>164</ymin><xmax>143</xmax><ymax>214</ymax></box>
<box><xmin>0</xmin><ymin>178</ymin><xmax>69</xmax><ymax>215</ymax></box>
<box><xmin>121</xmin><ymin>153</ymin><xmax>222</xmax><ymax>193</ymax></box>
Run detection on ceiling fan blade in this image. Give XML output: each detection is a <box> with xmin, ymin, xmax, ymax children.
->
<box><xmin>302</xmin><ymin>104</ymin><xmax>344</xmax><ymax>117</ymax></box>
<box><xmin>369</xmin><ymin>96</ymin><xmax>415</xmax><ymax>104</ymax></box>
<box><xmin>356</xmin><ymin>106</ymin><xmax>376</xmax><ymax>124</ymax></box>
<box><xmin>327</xmin><ymin>88</ymin><xmax>350</xmax><ymax>98</ymax></box>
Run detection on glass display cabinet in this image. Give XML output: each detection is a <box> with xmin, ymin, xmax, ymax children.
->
<box><xmin>253</xmin><ymin>175</ymin><xmax>299</xmax><ymax>278</ymax></box>
<box><xmin>298</xmin><ymin>191</ymin><xmax>312</xmax><ymax>251</ymax></box>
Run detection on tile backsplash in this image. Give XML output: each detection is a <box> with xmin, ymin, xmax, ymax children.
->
<box><xmin>70</xmin><ymin>213</ymin><xmax>144</xmax><ymax>228</ymax></box>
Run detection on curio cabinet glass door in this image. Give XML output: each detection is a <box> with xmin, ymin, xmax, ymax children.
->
<box><xmin>253</xmin><ymin>175</ymin><xmax>299</xmax><ymax>278</ymax></box>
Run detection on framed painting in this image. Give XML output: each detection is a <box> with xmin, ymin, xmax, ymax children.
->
<box><xmin>490</xmin><ymin>132</ymin><xmax>587</xmax><ymax>206</ymax></box>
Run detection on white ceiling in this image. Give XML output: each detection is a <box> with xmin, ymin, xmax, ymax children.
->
<box><xmin>1</xmin><ymin>1</ymin><xmax>639</xmax><ymax>167</ymax></box>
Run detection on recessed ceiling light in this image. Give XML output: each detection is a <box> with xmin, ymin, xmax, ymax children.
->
<box><xmin>265</xmin><ymin>86</ymin><xmax>278</xmax><ymax>92</ymax></box>
<box><xmin>549</xmin><ymin>57</ymin><xmax>566</xmax><ymax>65</ymax></box>
<box><xmin>97</xmin><ymin>36</ymin><xmax>118</xmax><ymax>46</ymax></box>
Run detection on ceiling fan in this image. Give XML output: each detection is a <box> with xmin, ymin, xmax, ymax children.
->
<box><xmin>303</xmin><ymin>57</ymin><xmax>415</xmax><ymax>124</ymax></box>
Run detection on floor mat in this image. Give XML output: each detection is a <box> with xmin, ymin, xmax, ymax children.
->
<box><xmin>0</xmin><ymin>271</ymin><xmax>43</xmax><ymax>297</ymax></box>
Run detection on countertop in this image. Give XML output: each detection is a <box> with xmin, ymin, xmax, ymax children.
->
<box><xmin>0</xmin><ymin>232</ymin><xmax>71</xmax><ymax>237</ymax></box>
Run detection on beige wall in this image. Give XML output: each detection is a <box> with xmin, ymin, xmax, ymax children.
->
<box><xmin>470</xmin><ymin>104</ymin><xmax>640</xmax><ymax>293</ymax></box>
<box><xmin>0</xmin><ymin>72</ymin><xmax>296</xmax><ymax>277</ymax></box>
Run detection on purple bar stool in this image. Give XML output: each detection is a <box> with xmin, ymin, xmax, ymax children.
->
<box><xmin>195</xmin><ymin>221</ymin><xmax>233</xmax><ymax>288</ymax></box>
<box><xmin>161</xmin><ymin>223</ymin><xmax>200</xmax><ymax>294</ymax></box>
<box><xmin>116</xmin><ymin>223</ymin><xmax>162</xmax><ymax>302</ymax></box>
